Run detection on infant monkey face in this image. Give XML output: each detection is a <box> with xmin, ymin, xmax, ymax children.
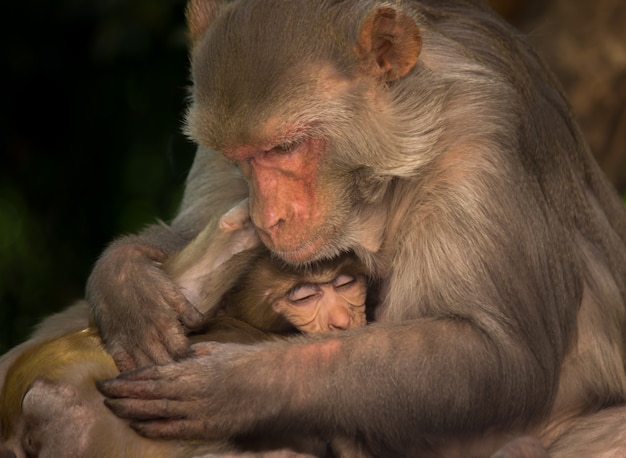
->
<box><xmin>274</xmin><ymin>274</ymin><xmax>368</xmax><ymax>333</ymax></box>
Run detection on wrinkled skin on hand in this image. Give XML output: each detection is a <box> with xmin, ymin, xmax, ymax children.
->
<box><xmin>98</xmin><ymin>341</ymin><xmax>287</xmax><ymax>440</ymax></box>
<box><xmin>87</xmin><ymin>199</ymin><xmax>257</xmax><ymax>372</ymax></box>
<box><xmin>87</xmin><ymin>237</ymin><xmax>205</xmax><ymax>371</ymax></box>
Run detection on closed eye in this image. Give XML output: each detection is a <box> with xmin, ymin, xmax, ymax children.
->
<box><xmin>287</xmin><ymin>283</ymin><xmax>320</xmax><ymax>303</ymax></box>
<box><xmin>272</xmin><ymin>140</ymin><xmax>300</xmax><ymax>154</ymax></box>
<box><xmin>333</xmin><ymin>274</ymin><xmax>356</xmax><ymax>288</ymax></box>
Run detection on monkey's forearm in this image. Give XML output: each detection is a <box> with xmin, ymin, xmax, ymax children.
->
<box><xmin>165</xmin><ymin>201</ymin><xmax>262</xmax><ymax>318</ymax></box>
<box><xmin>268</xmin><ymin>322</ymin><xmax>555</xmax><ymax>439</ymax></box>
<box><xmin>100</xmin><ymin>319</ymin><xmax>553</xmax><ymax>446</ymax></box>
<box><xmin>186</xmin><ymin>248</ymin><xmax>265</xmax><ymax>318</ymax></box>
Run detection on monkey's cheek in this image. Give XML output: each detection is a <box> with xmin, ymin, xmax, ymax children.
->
<box><xmin>353</xmin><ymin>310</ymin><xmax>367</xmax><ymax>328</ymax></box>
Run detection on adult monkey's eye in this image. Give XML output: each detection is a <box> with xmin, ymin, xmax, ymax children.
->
<box><xmin>287</xmin><ymin>284</ymin><xmax>320</xmax><ymax>303</ymax></box>
<box><xmin>273</xmin><ymin>140</ymin><xmax>299</xmax><ymax>154</ymax></box>
<box><xmin>334</xmin><ymin>274</ymin><xmax>356</xmax><ymax>288</ymax></box>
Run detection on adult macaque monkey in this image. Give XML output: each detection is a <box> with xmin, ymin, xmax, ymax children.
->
<box><xmin>78</xmin><ymin>0</ymin><xmax>626</xmax><ymax>456</ymax></box>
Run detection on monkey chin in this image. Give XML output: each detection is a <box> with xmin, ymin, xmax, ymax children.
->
<box><xmin>268</xmin><ymin>241</ymin><xmax>326</xmax><ymax>265</ymax></box>
<box><xmin>264</xmin><ymin>232</ymin><xmax>343</xmax><ymax>266</ymax></box>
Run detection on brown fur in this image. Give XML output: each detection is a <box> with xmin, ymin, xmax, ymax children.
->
<box><xmin>16</xmin><ymin>0</ymin><xmax>626</xmax><ymax>456</ymax></box>
<box><xmin>0</xmin><ymin>208</ymin><xmax>369</xmax><ymax>457</ymax></box>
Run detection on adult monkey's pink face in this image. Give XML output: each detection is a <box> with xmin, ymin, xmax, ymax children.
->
<box><xmin>221</xmin><ymin>135</ymin><xmax>334</xmax><ymax>263</ymax></box>
<box><xmin>185</xmin><ymin>0</ymin><xmax>421</xmax><ymax>263</ymax></box>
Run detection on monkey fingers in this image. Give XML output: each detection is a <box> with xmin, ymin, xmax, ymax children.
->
<box><xmin>89</xmin><ymin>240</ymin><xmax>205</xmax><ymax>370</ymax></box>
<box><xmin>110</xmin><ymin>349</ymin><xmax>140</xmax><ymax>373</ymax></box>
<box><xmin>104</xmin><ymin>397</ymin><xmax>187</xmax><ymax>421</ymax></box>
<box><xmin>156</xmin><ymin>268</ymin><xmax>207</xmax><ymax>332</ymax></box>
<box><xmin>131</xmin><ymin>417</ymin><xmax>215</xmax><ymax>441</ymax></box>
<box><xmin>99</xmin><ymin>366</ymin><xmax>230</xmax><ymax>440</ymax></box>
<box><xmin>171</xmin><ymin>295</ymin><xmax>207</xmax><ymax>332</ymax></box>
<box><xmin>97</xmin><ymin>366</ymin><xmax>175</xmax><ymax>399</ymax></box>
<box><xmin>98</xmin><ymin>345</ymin><xmax>279</xmax><ymax>440</ymax></box>
<box><xmin>110</xmin><ymin>340</ymin><xmax>175</xmax><ymax>372</ymax></box>
<box><xmin>105</xmin><ymin>314</ymin><xmax>191</xmax><ymax>372</ymax></box>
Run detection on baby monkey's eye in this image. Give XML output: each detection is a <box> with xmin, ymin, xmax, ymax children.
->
<box><xmin>333</xmin><ymin>274</ymin><xmax>356</xmax><ymax>288</ymax></box>
<box><xmin>287</xmin><ymin>284</ymin><xmax>320</xmax><ymax>304</ymax></box>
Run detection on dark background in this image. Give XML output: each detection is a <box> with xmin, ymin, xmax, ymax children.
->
<box><xmin>2</xmin><ymin>0</ymin><xmax>625</xmax><ymax>353</ymax></box>
<box><xmin>1</xmin><ymin>0</ymin><xmax>195</xmax><ymax>351</ymax></box>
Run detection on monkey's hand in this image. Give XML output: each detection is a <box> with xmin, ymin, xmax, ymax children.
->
<box><xmin>87</xmin><ymin>199</ymin><xmax>260</xmax><ymax>372</ymax></box>
<box><xmin>87</xmin><ymin>234</ymin><xmax>205</xmax><ymax>372</ymax></box>
<box><xmin>98</xmin><ymin>341</ymin><xmax>284</xmax><ymax>441</ymax></box>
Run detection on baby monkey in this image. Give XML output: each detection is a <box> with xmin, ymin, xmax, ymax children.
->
<box><xmin>167</xmin><ymin>199</ymin><xmax>370</xmax><ymax>339</ymax></box>
<box><xmin>219</xmin><ymin>251</ymin><xmax>368</xmax><ymax>335</ymax></box>
<box><xmin>0</xmin><ymin>202</ymin><xmax>371</xmax><ymax>458</ymax></box>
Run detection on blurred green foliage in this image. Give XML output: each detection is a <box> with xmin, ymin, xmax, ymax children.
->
<box><xmin>1</xmin><ymin>0</ymin><xmax>195</xmax><ymax>352</ymax></box>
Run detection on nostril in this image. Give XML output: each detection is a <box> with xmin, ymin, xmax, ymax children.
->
<box><xmin>254</xmin><ymin>220</ymin><xmax>284</xmax><ymax>247</ymax></box>
<box><xmin>266</xmin><ymin>218</ymin><xmax>285</xmax><ymax>233</ymax></box>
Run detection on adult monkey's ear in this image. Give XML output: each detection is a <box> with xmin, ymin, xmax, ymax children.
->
<box><xmin>356</xmin><ymin>6</ymin><xmax>422</xmax><ymax>82</ymax></box>
<box><xmin>186</xmin><ymin>0</ymin><xmax>224</xmax><ymax>45</ymax></box>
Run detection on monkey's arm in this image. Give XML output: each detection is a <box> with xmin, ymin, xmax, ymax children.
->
<box><xmin>87</xmin><ymin>148</ymin><xmax>248</xmax><ymax>371</ymax></box>
<box><xmin>98</xmin><ymin>186</ymin><xmax>580</xmax><ymax>447</ymax></box>
<box><xmin>97</xmin><ymin>319</ymin><xmax>550</xmax><ymax>445</ymax></box>
<box><xmin>165</xmin><ymin>199</ymin><xmax>261</xmax><ymax>319</ymax></box>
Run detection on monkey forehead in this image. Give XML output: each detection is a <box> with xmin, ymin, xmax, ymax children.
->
<box><xmin>219</xmin><ymin>120</ymin><xmax>312</xmax><ymax>160</ymax></box>
<box><xmin>188</xmin><ymin>63</ymin><xmax>355</xmax><ymax>153</ymax></box>
<box><xmin>186</xmin><ymin>2</ymin><xmax>359</xmax><ymax>150</ymax></box>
